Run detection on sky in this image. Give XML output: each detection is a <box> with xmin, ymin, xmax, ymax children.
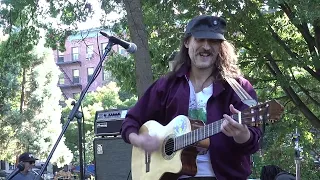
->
<box><xmin>35</xmin><ymin>0</ymin><xmax>124</xmax><ymax>31</ymax></box>
<box><xmin>77</xmin><ymin>0</ymin><xmax>124</xmax><ymax>30</ymax></box>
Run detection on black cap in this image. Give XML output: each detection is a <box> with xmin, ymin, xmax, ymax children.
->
<box><xmin>185</xmin><ymin>15</ymin><xmax>226</xmax><ymax>40</ymax></box>
<box><xmin>18</xmin><ymin>152</ymin><xmax>38</xmax><ymax>162</ymax></box>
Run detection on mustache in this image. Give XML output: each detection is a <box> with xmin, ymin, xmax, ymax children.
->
<box><xmin>197</xmin><ymin>50</ymin><xmax>213</xmax><ymax>55</ymax></box>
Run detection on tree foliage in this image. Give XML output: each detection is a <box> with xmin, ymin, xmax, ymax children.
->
<box><xmin>0</xmin><ymin>0</ymin><xmax>93</xmax><ymax>52</ymax></box>
<box><xmin>100</xmin><ymin>0</ymin><xmax>320</xmax><ymax>178</ymax></box>
<box><xmin>0</xmin><ymin>0</ymin><xmax>93</xmax><ymax>165</ymax></box>
<box><xmin>0</xmin><ymin>0</ymin><xmax>101</xmax><ymax>164</ymax></box>
<box><xmin>0</xmin><ymin>43</ymin><xmax>73</xmax><ymax>166</ymax></box>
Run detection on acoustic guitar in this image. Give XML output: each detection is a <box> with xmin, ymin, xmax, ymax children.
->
<box><xmin>131</xmin><ymin>100</ymin><xmax>284</xmax><ymax>180</ymax></box>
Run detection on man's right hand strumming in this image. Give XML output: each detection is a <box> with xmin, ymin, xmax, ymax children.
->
<box><xmin>129</xmin><ymin>133</ymin><xmax>160</xmax><ymax>153</ymax></box>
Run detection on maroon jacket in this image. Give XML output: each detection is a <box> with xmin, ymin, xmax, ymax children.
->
<box><xmin>121</xmin><ymin>64</ymin><xmax>262</xmax><ymax>180</ymax></box>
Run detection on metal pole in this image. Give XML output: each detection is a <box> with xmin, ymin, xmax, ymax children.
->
<box><xmin>76</xmin><ymin>111</ymin><xmax>84</xmax><ymax>180</ymax></box>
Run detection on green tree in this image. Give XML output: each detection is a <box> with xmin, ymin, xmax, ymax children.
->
<box><xmin>25</xmin><ymin>49</ymin><xmax>73</xmax><ymax>167</ymax></box>
<box><xmin>100</xmin><ymin>0</ymin><xmax>320</xmax><ymax>178</ymax></box>
<box><xmin>102</xmin><ymin>0</ymin><xmax>320</xmax><ymax>125</ymax></box>
<box><xmin>0</xmin><ymin>0</ymin><xmax>94</xmax><ymax>164</ymax></box>
<box><xmin>0</xmin><ymin>0</ymin><xmax>93</xmax><ymax>50</ymax></box>
<box><xmin>0</xmin><ymin>38</ymin><xmax>73</xmax><ymax>166</ymax></box>
<box><xmin>0</xmin><ymin>31</ymin><xmax>40</xmax><ymax>160</ymax></box>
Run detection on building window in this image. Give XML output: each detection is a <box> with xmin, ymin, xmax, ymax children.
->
<box><xmin>72</xmin><ymin>47</ymin><xmax>79</xmax><ymax>61</ymax></box>
<box><xmin>87</xmin><ymin>67</ymin><xmax>94</xmax><ymax>82</ymax></box>
<box><xmin>101</xmin><ymin>42</ymin><xmax>108</xmax><ymax>54</ymax></box>
<box><xmin>73</xmin><ymin>69</ymin><xmax>80</xmax><ymax>84</ymax></box>
<box><xmin>0</xmin><ymin>160</ymin><xmax>5</xmax><ymax>170</ymax></box>
<box><xmin>58</xmin><ymin>51</ymin><xmax>64</xmax><ymax>62</ymax></box>
<box><xmin>86</xmin><ymin>45</ymin><xmax>94</xmax><ymax>60</ymax></box>
<box><xmin>59</xmin><ymin>74</ymin><xmax>65</xmax><ymax>85</ymax></box>
<box><xmin>102</xmin><ymin>68</ymin><xmax>112</xmax><ymax>81</ymax></box>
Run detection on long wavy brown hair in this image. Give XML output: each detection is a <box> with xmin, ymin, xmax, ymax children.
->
<box><xmin>168</xmin><ymin>34</ymin><xmax>242</xmax><ymax>81</ymax></box>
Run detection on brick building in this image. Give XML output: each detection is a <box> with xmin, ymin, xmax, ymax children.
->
<box><xmin>53</xmin><ymin>28</ymin><xmax>126</xmax><ymax>102</ymax></box>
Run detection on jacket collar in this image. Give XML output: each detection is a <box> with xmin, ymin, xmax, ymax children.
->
<box><xmin>175</xmin><ymin>63</ymin><xmax>190</xmax><ymax>78</ymax></box>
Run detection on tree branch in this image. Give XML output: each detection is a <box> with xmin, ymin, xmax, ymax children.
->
<box><xmin>313</xmin><ymin>18</ymin><xmax>320</xmax><ymax>75</ymax></box>
<box><xmin>267</xmin><ymin>24</ymin><xmax>299</xmax><ymax>59</ymax></box>
<box><xmin>314</xmin><ymin>19</ymin><xmax>320</xmax><ymax>53</ymax></box>
<box><xmin>264</xmin><ymin>53</ymin><xmax>320</xmax><ymax>128</ymax></box>
<box><xmin>289</xmin><ymin>68</ymin><xmax>320</xmax><ymax>106</ymax></box>
<box><xmin>246</xmin><ymin>77</ymin><xmax>277</xmax><ymax>84</ymax></box>
<box><xmin>279</xmin><ymin>2</ymin><xmax>315</xmax><ymax>53</ymax></box>
<box><xmin>268</xmin><ymin>24</ymin><xmax>320</xmax><ymax>82</ymax></box>
<box><xmin>303</xmin><ymin>66</ymin><xmax>320</xmax><ymax>81</ymax></box>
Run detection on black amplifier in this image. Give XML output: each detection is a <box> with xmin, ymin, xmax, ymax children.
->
<box><xmin>94</xmin><ymin>109</ymin><xmax>128</xmax><ymax>136</ymax></box>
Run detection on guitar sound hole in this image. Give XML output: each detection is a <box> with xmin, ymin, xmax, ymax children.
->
<box><xmin>165</xmin><ymin>138</ymin><xmax>174</xmax><ymax>156</ymax></box>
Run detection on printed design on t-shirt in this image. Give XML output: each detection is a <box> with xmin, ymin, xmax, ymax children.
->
<box><xmin>188</xmin><ymin>96</ymin><xmax>207</xmax><ymax>123</ymax></box>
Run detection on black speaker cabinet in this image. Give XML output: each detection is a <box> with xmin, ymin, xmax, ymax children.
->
<box><xmin>93</xmin><ymin>136</ymin><xmax>132</xmax><ymax>180</ymax></box>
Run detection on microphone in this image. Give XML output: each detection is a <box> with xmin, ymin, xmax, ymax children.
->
<box><xmin>6</xmin><ymin>162</ymin><xmax>24</xmax><ymax>180</ymax></box>
<box><xmin>100</xmin><ymin>31</ymin><xmax>137</xmax><ymax>54</ymax></box>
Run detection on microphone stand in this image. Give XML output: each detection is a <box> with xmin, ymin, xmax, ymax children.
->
<box><xmin>292</xmin><ymin>128</ymin><xmax>302</xmax><ymax>180</ymax></box>
<box><xmin>34</xmin><ymin>40</ymin><xmax>114</xmax><ymax>180</ymax></box>
<box><xmin>75</xmin><ymin>109</ymin><xmax>84</xmax><ymax>180</ymax></box>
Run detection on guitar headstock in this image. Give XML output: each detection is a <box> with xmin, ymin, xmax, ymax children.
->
<box><xmin>239</xmin><ymin>99</ymin><xmax>284</xmax><ymax>126</ymax></box>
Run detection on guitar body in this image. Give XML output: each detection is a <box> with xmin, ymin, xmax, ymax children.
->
<box><xmin>131</xmin><ymin>115</ymin><xmax>209</xmax><ymax>180</ymax></box>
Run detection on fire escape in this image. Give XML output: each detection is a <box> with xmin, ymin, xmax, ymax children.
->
<box><xmin>56</xmin><ymin>53</ymin><xmax>82</xmax><ymax>101</ymax></box>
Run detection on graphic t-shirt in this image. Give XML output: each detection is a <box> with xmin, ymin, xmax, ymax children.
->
<box><xmin>180</xmin><ymin>80</ymin><xmax>216</xmax><ymax>178</ymax></box>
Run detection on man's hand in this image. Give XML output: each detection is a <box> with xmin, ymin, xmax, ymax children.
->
<box><xmin>221</xmin><ymin>104</ymin><xmax>251</xmax><ymax>144</ymax></box>
<box><xmin>129</xmin><ymin>133</ymin><xmax>160</xmax><ymax>153</ymax></box>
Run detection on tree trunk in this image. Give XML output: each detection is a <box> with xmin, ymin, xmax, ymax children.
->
<box><xmin>123</xmin><ymin>0</ymin><xmax>153</xmax><ymax>98</ymax></box>
<box><xmin>20</xmin><ymin>68</ymin><xmax>26</xmax><ymax>113</ymax></box>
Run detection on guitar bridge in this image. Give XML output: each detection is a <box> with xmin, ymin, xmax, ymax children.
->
<box><xmin>145</xmin><ymin>151</ymin><xmax>150</xmax><ymax>172</ymax></box>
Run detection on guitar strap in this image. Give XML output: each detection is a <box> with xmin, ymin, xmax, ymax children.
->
<box><xmin>225</xmin><ymin>77</ymin><xmax>257</xmax><ymax>107</ymax></box>
<box><xmin>225</xmin><ymin>77</ymin><xmax>264</xmax><ymax>169</ymax></box>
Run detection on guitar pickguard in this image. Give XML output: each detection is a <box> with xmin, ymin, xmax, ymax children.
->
<box><xmin>173</xmin><ymin>115</ymin><xmax>189</xmax><ymax>136</ymax></box>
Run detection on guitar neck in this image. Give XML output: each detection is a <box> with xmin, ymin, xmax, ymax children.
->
<box><xmin>173</xmin><ymin>114</ymin><xmax>239</xmax><ymax>151</ymax></box>
<box><xmin>171</xmin><ymin>99</ymin><xmax>282</xmax><ymax>151</ymax></box>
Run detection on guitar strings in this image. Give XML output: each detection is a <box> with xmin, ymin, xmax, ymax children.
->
<box><xmin>164</xmin><ymin>113</ymin><xmax>263</xmax><ymax>152</ymax></box>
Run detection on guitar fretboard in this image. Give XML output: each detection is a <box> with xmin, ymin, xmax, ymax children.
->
<box><xmin>173</xmin><ymin>114</ymin><xmax>239</xmax><ymax>151</ymax></box>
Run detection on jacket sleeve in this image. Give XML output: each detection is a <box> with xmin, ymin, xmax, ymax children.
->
<box><xmin>120</xmin><ymin>77</ymin><xmax>166</xmax><ymax>144</ymax></box>
<box><xmin>230</xmin><ymin>77</ymin><xmax>262</xmax><ymax>155</ymax></box>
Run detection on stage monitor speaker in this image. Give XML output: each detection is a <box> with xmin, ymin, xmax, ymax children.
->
<box><xmin>94</xmin><ymin>136</ymin><xmax>132</xmax><ymax>180</ymax></box>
